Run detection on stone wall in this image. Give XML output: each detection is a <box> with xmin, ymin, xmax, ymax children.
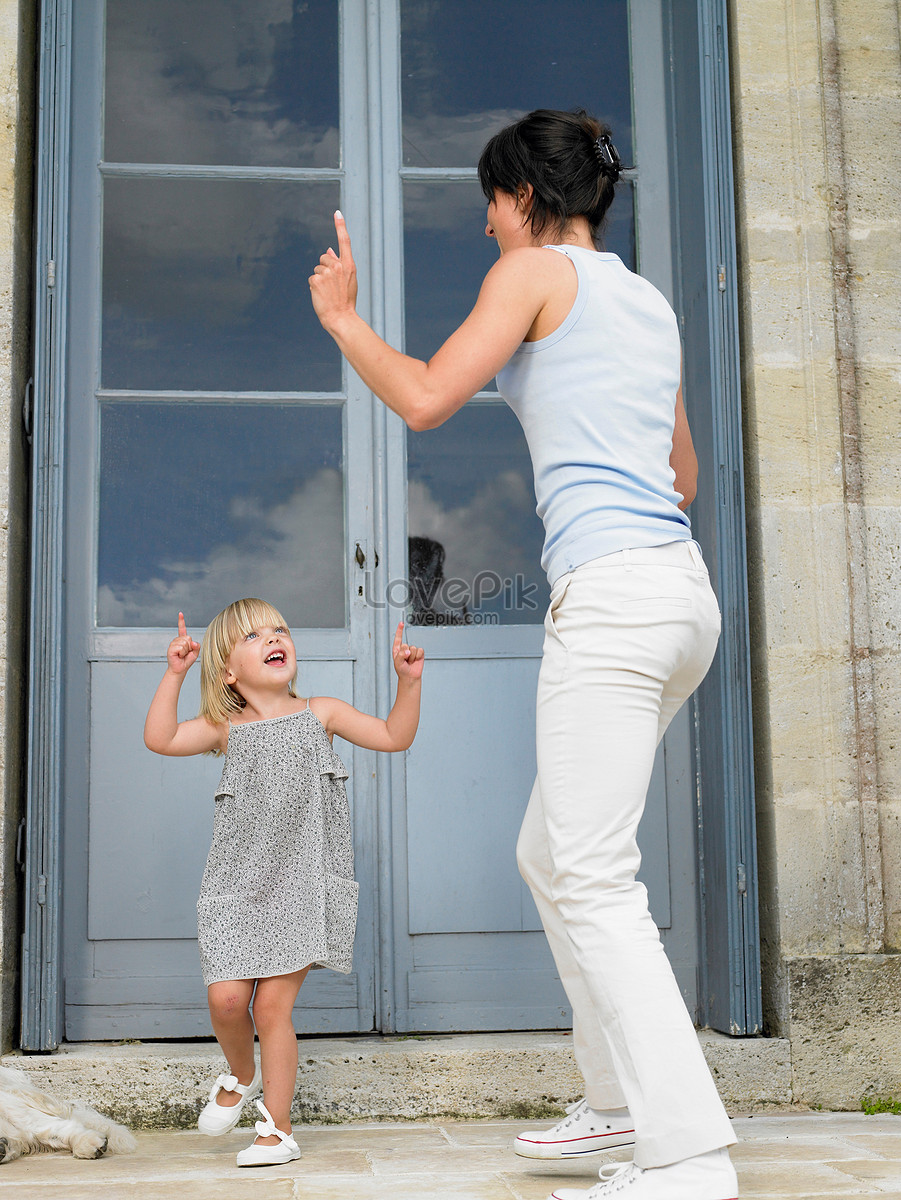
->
<box><xmin>0</xmin><ymin>0</ymin><xmax>34</xmax><ymax>1051</ymax></box>
<box><xmin>729</xmin><ymin>0</ymin><xmax>901</xmax><ymax>1105</ymax></box>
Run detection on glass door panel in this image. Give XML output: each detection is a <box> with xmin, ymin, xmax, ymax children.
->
<box><xmin>407</xmin><ymin>405</ymin><xmax>547</xmax><ymax>625</ymax></box>
<box><xmin>102</xmin><ymin>179</ymin><xmax>341</xmax><ymax>392</ymax></box>
<box><xmin>97</xmin><ymin>403</ymin><xmax>346</xmax><ymax>628</ymax></box>
<box><xmin>402</xmin><ymin>180</ymin><xmax>497</xmax><ymax>367</ymax></box>
<box><xmin>400</xmin><ymin>0</ymin><xmax>633</xmax><ymax>167</ymax></box>
<box><xmin>105</xmin><ymin>0</ymin><xmax>340</xmax><ymax>168</ymax></box>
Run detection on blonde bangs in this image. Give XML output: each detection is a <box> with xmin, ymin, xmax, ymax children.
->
<box><xmin>198</xmin><ymin>598</ymin><xmax>298</xmax><ymax>746</ymax></box>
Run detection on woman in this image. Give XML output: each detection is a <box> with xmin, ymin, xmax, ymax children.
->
<box><xmin>309</xmin><ymin>109</ymin><xmax>738</xmax><ymax>1200</ymax></box>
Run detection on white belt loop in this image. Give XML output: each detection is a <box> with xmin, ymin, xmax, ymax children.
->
<box><xmin>623</xmin><ymin>547</ymin><xmax>633</xmax><ymax>572</ymax></box>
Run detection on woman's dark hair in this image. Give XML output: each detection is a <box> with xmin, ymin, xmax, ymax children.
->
<box><xmin>477</xmin><ymin>109</ymin><xmax>622</xmax><ymax>245</ymax></box>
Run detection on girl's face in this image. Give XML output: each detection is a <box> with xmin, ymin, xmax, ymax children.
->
<box><xmin>224</xmin><ymin>622</ymin><xmax>297</xmax><ymax>694</ymax></box>
<box><xmin>485</xmin><ymin>187</ymin><xmax>534</xmax><ymax>255</ymax></box>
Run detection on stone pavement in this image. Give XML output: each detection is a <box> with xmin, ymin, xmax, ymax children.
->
<box><xmin>1</xmin><ymin>1112</ymin><xmax>901</xmax><ymax>1199</ymax></box>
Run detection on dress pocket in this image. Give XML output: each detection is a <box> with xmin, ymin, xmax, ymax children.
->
<box><xmin>323</xmin><ymin>873</ymin><xmax>359</xmax><ymax>974</ymax></box>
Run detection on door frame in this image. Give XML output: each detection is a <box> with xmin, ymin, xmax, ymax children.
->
<box><xmin>22</xmin><ymin>0</ymin><xmax>759</xmax><ymax>1048</ymax></box>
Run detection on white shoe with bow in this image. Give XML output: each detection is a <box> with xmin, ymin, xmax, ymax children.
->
<box><xmin>235</xmin><ymin>1098</ymin><xmax>302</xmax><ymax>1167</ymax></box>
<box><xmin>197</xmin><ymin>1065</ymin><xmax>262</xmax><ymax>1136</ymax></box>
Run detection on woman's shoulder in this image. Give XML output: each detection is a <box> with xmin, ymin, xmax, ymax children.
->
<box><xmin>485</xmin><ymin>245</ymin><xmax>575</xmax><ymax>288</ymax></box>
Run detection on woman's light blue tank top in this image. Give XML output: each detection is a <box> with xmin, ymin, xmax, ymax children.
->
<box><xmin>496</xmin><ymin>246</ymin><xmax>692</xmax><ymax>586</ymax></box>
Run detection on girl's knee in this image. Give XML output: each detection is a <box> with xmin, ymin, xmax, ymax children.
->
<box><xmin>251</xmin><ymin>984</ymin><xmax>294</xmax><ymax>1031</ymax></box>
<box><xmin>208</xmin><ymin>984</ymin><xmax>251</xmax><ymax>1022</ymax></box>
<box><xmin>250</xmin><ymin>995</ymin><xmax>292</xmax><ymax>1035</ymax></box>
<box><xmin>250</xmin><ymin>970</ymin><xmax>307</xmax><ymax>1034</ymax></box>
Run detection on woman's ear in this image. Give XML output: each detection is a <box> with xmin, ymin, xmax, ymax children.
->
<box><xmin>516</xmin><ymin>183</ymin><xmax>534</xmax><ymax>215</ymax></box>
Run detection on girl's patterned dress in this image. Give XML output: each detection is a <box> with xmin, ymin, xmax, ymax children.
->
<box><xmin>196</xmin><ymin>705</ymin><xmax>358</xmax><ymax>985</ymax></box>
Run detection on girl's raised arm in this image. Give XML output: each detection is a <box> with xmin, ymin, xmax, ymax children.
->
<box><xmin>313</xmin><ymin>622</ymin><xmax>423</xmax><ymax>753</ymax></box>
<box><xmin>309</xmin><ymin>212</ymin><xmax>553</xmax><ymax>431</ymax></box>
<box><xmin>144</xmin><ymin>613</ymin><xmax>224</xmax><ymax>757</ymax></box>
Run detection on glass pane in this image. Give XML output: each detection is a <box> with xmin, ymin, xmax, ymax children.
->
<box><xmin>105</xmin><ymin>0</ymin><xmax>339</xmax><ymax>168</ymax></box>
<box><xmin>403</xmin><ymin>180</ymin><xmax>498</xmax><ymax>378</ymax></box>
<box><xmin>102</xmin><ymin>178</ymin><xmax>340</xmax><ymax>392</ymax></box>
<box><xmin>407</xmin><ymin>404</ymin><xmax>548</xmax><ymax>626</ymax></box>
<box><xmin>403</xmin><ymin>180</ymin><xmax>636</xmax><ymax>374</ymax></box>
<box><xmin>97</xmin><ymin>404</ymin><xmax>345</xmax><ymax>628</ymax></box>
<box><xmin>401</xmin><ymin>0</ymin><xmax>632</xmax><ymax>168</ymax></box>
<box><xmin>603</xmin><ymin>179</ymin><xmax>636</xmax><ymax>267</ymax></box>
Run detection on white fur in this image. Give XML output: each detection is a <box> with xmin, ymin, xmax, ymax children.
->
<box><xmin>0</xmin><ymin>1064</ymin><xmax>137</xmax><ymax>1163</ymax></box>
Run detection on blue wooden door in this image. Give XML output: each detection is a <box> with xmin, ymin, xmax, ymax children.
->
<box><xmin>369</xmin><ymin>1</ymin><xmax>705</xmax><ymax>1030</ymax></box>
<box><xmin>61</xmin><ymin>0</ymin><xmax>380</xmax><ymax>1038</ymax></box>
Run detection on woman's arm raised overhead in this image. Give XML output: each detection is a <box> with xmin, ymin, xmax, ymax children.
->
<box><xmin>309</xmin><ymin>212</ymin><xmax>556</xmax><ymax>431</ymax></box>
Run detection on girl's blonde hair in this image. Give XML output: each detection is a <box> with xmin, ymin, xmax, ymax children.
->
<box><xmin>199</xmin><ymin>598</ymin><xmax>298</xmax><ymax>735</ymax></box>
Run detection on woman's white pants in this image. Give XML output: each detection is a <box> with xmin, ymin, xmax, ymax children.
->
<box><xmin>516</xmin><ymin>540</ymin><xmax>737</xmax><ymax>1168</ymax></box>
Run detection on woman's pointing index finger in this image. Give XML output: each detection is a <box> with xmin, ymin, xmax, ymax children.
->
<box><xmin>334</xmin><ymin>210</ymin><xmax>353</xmax><ymax>261</ymax></box>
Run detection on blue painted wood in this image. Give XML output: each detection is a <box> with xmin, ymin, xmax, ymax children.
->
<box><xmin>21</xmin><ymin>0</ymin><xmax>72</xmax><ymax>1052</ymax></box>
<box><xmin>404</xmin><ymin>656</ymin><xmax>673</xmax><ymax>936</ymax></box>
<box><xmin>391</xmin><ymin>619</ymin><xmax>697</xmax><ymax>1028</ymax></box>
<box><xmin>87</xmin><ymin>661</ymin><xmax>352</xmax><ymax>942</ymax></box>
<box><xmin>67</xmin><ymin>657</ymin><xmax>373</xmax><ymax>1040</ymax></box>
<box><xmin>405</xmin><ymin>656</ymin><xmax>540</xmax><ymax>936</ymax></box>
<box><xmin>667</xmin><ymin>0</ymin><xmax>761</xmax><ymax>1033</ymax></box>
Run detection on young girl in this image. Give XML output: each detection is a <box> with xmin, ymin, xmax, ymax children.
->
<box><xmin>144</xmin><ymin>598</ymin><xmax>424</xmax><ymax>1167</ymax></box>
<box><xmin>310</xmin><ymin>110</ymin><xmax>738</xmax><ymax>1200</ymax></box>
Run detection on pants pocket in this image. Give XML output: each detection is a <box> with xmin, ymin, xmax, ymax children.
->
<box><xmin>545</xmin><ymin>573</ymin><xmax>573</xmax><ymax>649</ymax></box>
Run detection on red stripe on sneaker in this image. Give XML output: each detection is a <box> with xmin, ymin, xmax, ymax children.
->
<box><xmin>520</xmin><ymin>1129</ymin><xmax>635</xmax><ymax>1145</ymax></box>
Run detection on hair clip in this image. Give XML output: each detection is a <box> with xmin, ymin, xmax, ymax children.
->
<box><xmin>593</xmin><ymin>134</ymin><xmax>622</xmax><ymax>181</ymax></box>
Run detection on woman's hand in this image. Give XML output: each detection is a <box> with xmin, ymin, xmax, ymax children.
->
<box><xmin>167</xmin><ymin>612</ymin><xmax>200</xmax><ymax>676</ymax></box>
<box><xmin>307</xmin><ymin>210</ymin><xmax>555</xmax><ymax>431</ymax></box>
<box><xmin>393</xmin><ymin>621</ymin><xmax>425</xmax><ymax>682</ymax></box>
<box><xmin>309</xmin><ymin>211</ymin><xmax>358</xmax><ymax>332</ymax></box>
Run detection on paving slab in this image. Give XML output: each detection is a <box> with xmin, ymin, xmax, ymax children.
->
<box><xmin>0</xmin><ymin>1113</ymin><xmax>899</xmax><ymax>1198</ymax></box>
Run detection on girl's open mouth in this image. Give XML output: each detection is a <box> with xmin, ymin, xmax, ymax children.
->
<box><xmin>264</xmin><ymin>651</ymin><xmax>286</xmax><ymax>665</ymax></box>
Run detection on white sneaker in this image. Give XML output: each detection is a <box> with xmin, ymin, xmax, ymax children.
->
<box><xmin>235</xmin><ymin>1099</ymin><xmax>302</xmax><ymax>1167</ymax></box>
<box><xmin>197</xmin><ymin>1065</ymin><xmax>262</xmax><ymax>1135</ymax></box>
<box><xmin>549</xmin><ymin>1148</ymin><xmax>738</xmax><ymax>1199</ymax></box>
<box><xmin>514</xmin><ymin>1099</ymin><xmax>636</xmax><ymax>1159</ymax></box>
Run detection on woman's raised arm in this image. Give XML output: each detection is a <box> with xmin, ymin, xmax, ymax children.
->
<box><xmin>309</xmin><ymin>212</ymin><xmax>554</xmax><ymax>431</ymax></box>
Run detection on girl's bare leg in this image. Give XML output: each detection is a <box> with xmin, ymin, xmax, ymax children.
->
<box><xmin>250</xmin><ymin>967</ymin><xmax>310</xmax><ymax>1144</ymax></box>
<box><xmin>207</xmin><ymin>978</ymin><xmax>257</xmax><ymax>1107</ymax></box>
